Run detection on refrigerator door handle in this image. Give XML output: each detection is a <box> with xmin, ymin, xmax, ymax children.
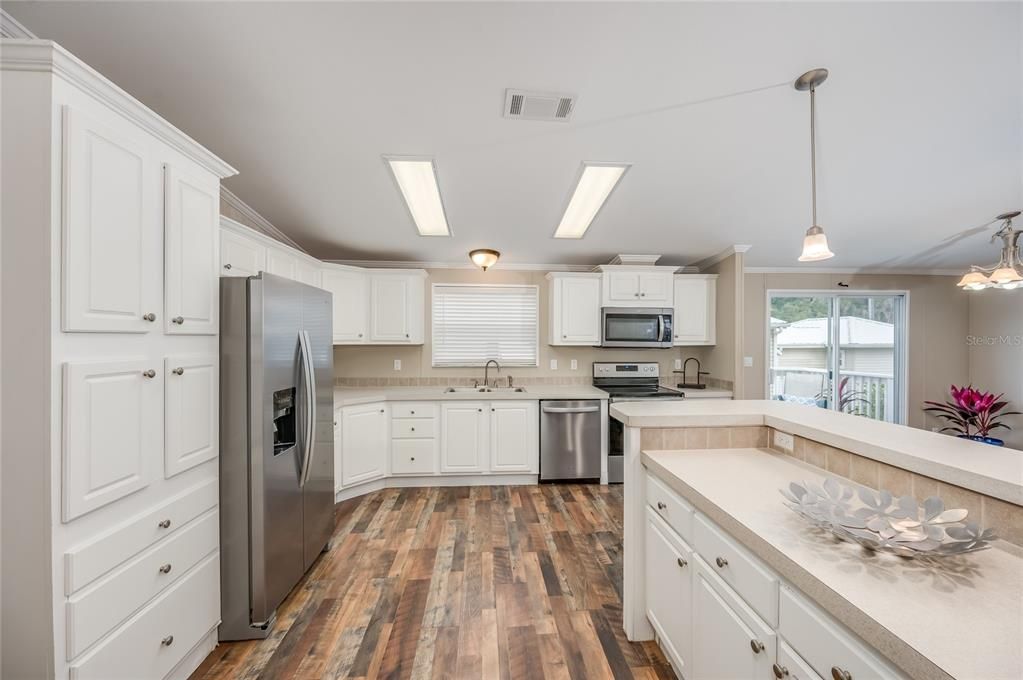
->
<box><xmin>298</xmin><ymin>330</ymin><xmax>316</xmax><ymax>488</ymax></box>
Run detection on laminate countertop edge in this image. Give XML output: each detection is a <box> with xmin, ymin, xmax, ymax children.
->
<box><xmin>334</xmin><ymin>385</ymin><xmax>610</xmax><ymax>408</ymax></box>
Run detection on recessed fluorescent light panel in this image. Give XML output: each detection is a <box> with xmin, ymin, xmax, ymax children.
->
<box><xmin>385</xmin><ymin>156</ymin><xmax>451</xmax><ymax>236</ymax></box>
<box><xmin>554</xmin><ymin>162</ymin><xmax>631</xmax><ymax>239</ymax></box>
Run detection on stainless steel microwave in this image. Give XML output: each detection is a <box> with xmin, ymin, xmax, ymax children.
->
<box><xmin>600</xmin><ymin>307</ymin><xmax>673</xmax><ymax>348</ymax></box>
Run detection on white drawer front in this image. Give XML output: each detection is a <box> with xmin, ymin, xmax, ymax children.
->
<box><xmin>65</xmin><ymin>479</ymin><xmax>217</xmax><ymax>595</ymax></box>
<box><xmin>646</xmin><ymin>472</ymin><xmax>694</xmax><ymax>542</ymax></box>
<box><xmin>779</xmin><ymin>587</ymin><xmax>904</xmax><ymax>680</ymax></box>
<box><xmin>69</xmin><ymin>554</ymin><xmax>220</xmax><ymax>680</ymax></box>
<box><xmin>67</xmin><ymin>510</ymin><xmax>218</xmax><ymax>658</ymax></box>
<box><xmin>391</xmin><ymin>439</ymin><xmax>436</xmax><ymax>475</ymax></box>
<box><xmin>391</xmin><ymin>402</ymin><xmax>437</xmax><ymax>419</ymax></box>
<box><xmin>777</xmin><ymin>639</ymin><xmax>824</xmax><ymax>680</ymax></box>
<box><xmin>392</xmin><ymin>417</ymin><xmax>436</xmax><ymax>439</ymax></box>
<box><xmin>694</xmin><ymin>514</ymin><xmax>779</xmax><ymax>626</ymax></box>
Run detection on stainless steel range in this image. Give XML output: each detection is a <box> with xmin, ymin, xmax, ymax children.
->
<box><xmin>593</xmin><ymin>362</ymin><xmax>685</xmax><ymax>483</ymax></box>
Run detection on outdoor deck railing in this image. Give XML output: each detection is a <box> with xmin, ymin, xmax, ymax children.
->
<box><xmin>770</xmin><ymin>367</ymin><xmax>896</xmax><ymax>423</ymax></box>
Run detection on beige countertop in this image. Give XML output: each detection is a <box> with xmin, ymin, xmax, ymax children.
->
<box><xmin>334</xmin><ymin>384</ymin><xmax>609</xmax><ymax>408</ymax></box>
<box><xmin>611</xmin><ymin>399</ymin><xmax>1023</xmax><ymax>506</ymax></box>
<box><xmin>643</xmin><ymin>447</ymin><xmax>1023</xmax><ymax>680</ymax></box>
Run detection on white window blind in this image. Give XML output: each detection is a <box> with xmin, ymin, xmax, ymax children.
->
<box><xmin>432</xmin><ymin>284</ymin><xmax>538</xmax><ymax>367</ymax></box>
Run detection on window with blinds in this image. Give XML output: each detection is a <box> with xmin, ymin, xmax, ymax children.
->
<box><xmin>432</xmin><ymin>284</ymin><xmax>539</xmax><ymax>367</ymax></box>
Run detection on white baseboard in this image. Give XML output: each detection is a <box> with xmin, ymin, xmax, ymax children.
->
<box><xmin>166</xmin><ymin>626</ymin><xmax>218</xmax><ymax>680</ymax></box>
<box><xmin>334</xmin><ymin>473</ymin><xmax>540</xmax><ymax>503</ymax></box>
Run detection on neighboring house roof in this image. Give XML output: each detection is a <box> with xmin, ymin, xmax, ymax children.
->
<box><xmin>774</xmin><ymin>316</ymin><xmax>894</xmax><ymax>347</ymax></box>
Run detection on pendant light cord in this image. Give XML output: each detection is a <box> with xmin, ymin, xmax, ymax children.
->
<box><xmin>810</xmin><ymin>85</ymin><xmax>817</xmax><ymax>227</ymax></box>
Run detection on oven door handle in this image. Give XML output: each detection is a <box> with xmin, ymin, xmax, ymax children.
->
<box><xmin>542</xmin><ymin>405</ymin><xmax>601</xmax><ymax>414</ymax></box>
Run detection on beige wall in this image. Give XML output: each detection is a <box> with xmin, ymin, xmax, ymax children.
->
<box><xmin>967</xmin><ymin>293</ymin><xmax>1023</xmax><ymax>448</ymax></box>
<box><xmin>696</xmin><ymin>252</ymin><xmax>744</xmax><ymax>393</ymax></box>
<box><xmin>742</xmin><ymin>273</ymin><xmax>970</xmax><ymax>431</ymax></box>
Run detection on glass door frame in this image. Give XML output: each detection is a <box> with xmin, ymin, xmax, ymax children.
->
<box><xmin>764</xmin><ymin>290</ymin><xmax>909</xmax><ymax>425</ymax></box>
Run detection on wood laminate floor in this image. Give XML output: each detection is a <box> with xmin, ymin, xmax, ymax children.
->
<box><xmin>190</xmin><ymin>485</ymin><xmax>676</xmax><ymax>680</ymax></box>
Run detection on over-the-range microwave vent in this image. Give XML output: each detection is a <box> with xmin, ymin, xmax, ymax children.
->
<box><xmin>504</xmin><ymin>89</ymin><xmax>576</xmax><ymax>122</ymax></box>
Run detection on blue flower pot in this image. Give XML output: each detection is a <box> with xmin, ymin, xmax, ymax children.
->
<box><xmin>958</xmin><ymin>434</ymin><xmax>1005</xmax><ymax>446</ymax></box>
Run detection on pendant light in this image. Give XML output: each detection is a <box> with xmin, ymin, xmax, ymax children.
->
<box><xmin>795</xmin><ymin>68</ymin><xmax>835</xmax><ymax>262</ymax></box>
<box><xmin>469</xmin><ymin>249</ymin><xmax>500</xmax><ymax>271</ymax></box>
<box><xmin>956</xmin><ymin>211</ymin><xmax>1023</xmax><ymax>291</ymax></box>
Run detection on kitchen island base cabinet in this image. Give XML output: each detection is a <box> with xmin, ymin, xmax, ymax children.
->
<box><xmin>339</xmin><ymin>402</ymin><xmax>388</xmax><ymax>488</ymax></box>
<box><xmin>645</xmin><ymin>508</ymin><xmax>694</xmax><ymax>676</ymax></box>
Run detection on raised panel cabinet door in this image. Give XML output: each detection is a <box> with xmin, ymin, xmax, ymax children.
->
<box><xmin>62</xmin><ymin>105</ymin><xmax>158</xmax><ymax>332</ymax></box>
<box><xmin>606</xmin><ymin>271</ymin><xmax>642</xmax><ymax>303</ymax></box>
<box><xmin>220</xmin><ymin>229</ymin><xmax>265</xmax><ymax>277</ymax></box>
<box><xmin>321</xmin><ymin>269</ymin><xmax>367</xmax><ymax>343</ymax></box>
<box><xmin>489</xmin><ymin>401</ymin><xmax>537</xmax><ymax>472</ymax></box>
<box><xmin>295</xmin><ymin>261</ymin><xmax>322</xmax><ymax>288</ymax></box>
<box><xmin>645</xmin><ymin>509</ymin><xmax>694</xmax><ymax>675</ymax></box>
<box><xmin>639</xmin><ymin>272</ymin><xmax>673</xmax><ymax>304</ymax></box>
<box><xmin>341</xmin><ymin>403</ymin><xmax>387</xmax><ymax>487</ymax></box>
<box><xmin>441</xmin><ymin>403</ymin><xmax>487</xmax><ymax>473</ymax></box>
<box><xmin>370</xmin><ymin>276</ymin><xmax>411</xmax><ymax>342</ymax></box>
<box><xmin>164</xmin><ymin>165</ymin><xmax>219</xmax><ymax>334</ymax></box>
<box><xmin>63</xmin><ymin>359</ymin><xmax>160</xmax><ymax>520</ymax></box>
<box><xmin>559</xmin><ymin>277</ymin><xmax>601</xmax><ymax>344</ymax></box>
<box><xmin>673</xmin><ymin>277</ymin><xmax>716</xmax><ymax>345</ymax></box>
<box><xmin>265</xmin><ymin>247</ymin><xmax>297</xmax><ymax>280</ymax></box>
<box><xmin>164</xmin><ymin>354</ymin><xmax>218</xmax><ymax>477</ymax></box>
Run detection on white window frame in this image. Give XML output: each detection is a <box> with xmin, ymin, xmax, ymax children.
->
<box><xmin>764</xmin><ymin>289</ymin><xmax>910</xmax><ymax>425</ymax></box>
<box><xmin>431</xmin><ymin>283</ymin><xmax>540</xmax><ymax>368</ymax></box>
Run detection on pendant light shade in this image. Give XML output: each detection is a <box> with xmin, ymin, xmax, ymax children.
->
<box><xmin>798</xmin><ymin>225</ymin><xmax>835</xmax><ymax>262</ymax></box>
<box><xmin>956</xmin><ymin>211</ymin><xmax>1023</xmax><ymax>291</ymax></box>
<box><xmin>794</xmin><ymin>68</ymin><xmax>835</xmax><ymax>262</ymax></box>
<box><xmin>469</xmin><ymin>249</ymin><xmax>500</xmax><ymax>271</ymax></box>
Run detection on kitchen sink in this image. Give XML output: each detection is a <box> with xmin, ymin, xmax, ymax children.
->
<box><xmin>443</xmin><ymin>386</ymin><xmax>528</xmax><ymax>393</ymax></box>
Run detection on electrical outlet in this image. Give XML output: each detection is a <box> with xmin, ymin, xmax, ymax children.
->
<box><xmin>570</xmin><ymin>359</ymin><xmax>578</xmax><ymax>370</ymax></box>
<box><xmin>393</xmin><ymin>359</ymin><xmax>402</xmax><ymax>371</ymax></box>
<box><xmin>674</xmin><ymin>358</ymin><xmax>682</xmax><ymax>370</ymax></box>
<box><xmin>743</xmin><ymin>356</ymin><xmax>754</xmax><ymax>368</ymax></box>
<box><xmin>550</xmin><ymin>359</ymin><xmax>558</xmax><ymax>370</ymax></box>
<box><xmin>773</xmin><ymin>431</ymin><xmax>794</xmax><ymax>453</ymax></box>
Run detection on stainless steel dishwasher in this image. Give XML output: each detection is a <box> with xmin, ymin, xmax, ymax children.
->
<box><xmin>539</xmin><ymin>400</ymin><xmax>602</xmax><ymax>481</ymax></box>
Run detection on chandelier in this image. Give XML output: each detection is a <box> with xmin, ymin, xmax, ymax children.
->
<box><xmin>957</xmin><ymin>211</ymin><xmax>1022</xmax><ymax>291</ymax></box>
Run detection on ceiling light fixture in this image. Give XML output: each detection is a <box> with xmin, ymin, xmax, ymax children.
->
<box><xmin>956</xmin><ymin>211</ymin><xmax>1023</xmax><ymax>291</ymax></box>
<box><xmin>384</xmin><ymin>156</ymin><xmax>451</xmax><ymax>236</ymax></box>
<box><xmin>554</xmin><ymin>162</ymin><xmax>631</xmax><ymax>239</ymax></box>
<box><xmin>469</xmin><ymin>249</ymin><xmax>500</xmax><ymax>271</ymax></box>
<box><xmin>795</xmin><ymin>68</ymin><xmax>835</xmax><ymax>262</ymax></box>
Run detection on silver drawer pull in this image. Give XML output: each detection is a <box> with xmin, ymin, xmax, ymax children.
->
<box><xmin>161</xmin><ymin>635</ymin><xmax>174</xmax><ymax>646</ymax></box>
<box><xmin>172</xmin><ymin>367</ymin><xmax>184</xmax><ymax>375</ymax></box>
<box><xmin>676</xmin><ymin>557</ymin><xmax>687</xmax><ymax>568</ymax></box>
<box><xmin>750</xmin><ymin>639</ymin><xmax>765</xmax><ymax>654</ymax></box>
<box><xmin>831</xmin><ymin>668</ymin><xmax>852</xmax><ymax>680</ymax></box>
<box><xmin>171</xmin><ymin>316</ymin><xmax>184</xmax><ymax>325</ymax></box>
<box><xmin>158</xmin><ymin>519</ymin><xmax>171</xmax><ymax>529</ymax></box>
<box><xmin>142</xmin><ymin>369</ymin><xmax>157</xmax><ymax>379</ymax></box>
<box><xmin>715</xmin><ymin>556</ymin><xmax>728</xmax><ymax>568</ymax></box>
<box><xmin>223</xmin><ymin>263</ymin><xmax>233</xmax><ymax>270</ymax></box>
<box><xmin>159</xmin><ymin>563</ymin><xmax>172</xmax><ymax>574</ymax></box>
<box><xmin>143</xmin><ymin>312</ymin><xmax>157</xmax><ymax>322</ymax></box>
<box><xmin>656</xmin><ymin>501</ymin><xmax>667</xmax><ymax>510</ymax></box>
<box><xmin>773</xmin><ymin>663</ymin><xmax>789</xmax><ymax>678</ymax></box>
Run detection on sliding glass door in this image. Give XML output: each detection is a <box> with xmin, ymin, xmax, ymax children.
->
<box><xmin>767</xmin><ymin>292</ymin><xmax>906</xmax><ymax>423</ymax></box>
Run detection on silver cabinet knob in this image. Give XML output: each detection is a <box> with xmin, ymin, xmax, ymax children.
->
<box><xmin>379</xmin><ymin>409</ymin><xmax>385</xmax><ymax>414</ymax></box>
<box><xmin>158</xmin><ymin>519</ymin><xmax>171</xmax><ymax>529</ymax></box>
<box><xmin>750</xmin><ymin>639</ymin><xmax>765</xmax><ymax>654</ymax></box>
<box><xmin>640</xmin><ymin>292</ymin><xmax>646</xmax><ymax>297</ymax></box>
<box><xmin>715</xmin><ymin>556</ymin><xmax>728</xmax><ymax>568</ymax></box>
<box><xmin>676</xmin><ymin>557</ymin><xmax>687</xmax><ymax>568</ymax></box>
<box><xmin>773</xmin><ymin>664</ymin><xmax>789</xmax><ymax>678</ymax></box>
<box><xmin>143</xmin><ymin>312</ymin><xmax>157</xmax><ymax>322</ymax></box>
<box><xmin>142</xmin><ymin>369</ymin><xmax>157</xmax><ymax>379</ymax></box>
<box><xmin>358</xmin><ymin>333</ymin><xmax>363</xmax><ymax>338</ymax></box>
<box><xmin>172</xmin><ymin>367</ymin><xmax>184</xmax><ymax>375</ymax></box>
<box><xmin>478</xmin><ymin>408</ymin><xmax>482</xmax><ymax>413</ymax></box>
<box><xmin>405</xmin><ymin>333</ymin><xmax>409</xmax><ymax>338</ymax></box>
<box><xmin>171</xmin><ymin>316</ymin><xmax>184</xmax><ymax>325</ymax></box>
<box><xmin>223</xmin><ymin>263</ymin><xmax>232</xmax><ymax>270</ymax></box>
<box><xmin>410</xmin><ymin>410</ymin><xmax>415</xmax><ymax>415</ymax></box>
<box><xmin>410</xmin><ymin>426</ymin><xmax>415</xmax><ymax>432</ymax></box>
<box><xmin>656</xmin><ymin>501</ymin><xmax>667</xmax><ymax>510</ymax></box>
<box><xmin>411</xmin><ymin>456</ymin><xmax>416</xmax><ymax>461</ymax></box>
<box><xmin>161</xmin><ymin>635</ymin><xmax>174</xmax><ymax>646</ymax></box>
<box><xmin>831</xmin><ymin>668</ymin><xmax>852</xmax><ymax>680</ymax></box>
<box><xmin>159</xmin><ymin>563</ymin><xmax>172</xmax><ymax>574</ymax></box>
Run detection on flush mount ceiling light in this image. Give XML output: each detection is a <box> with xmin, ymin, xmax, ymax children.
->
<box><xmin>956</xmin><ymin>211</ymin><xmax>1023</xmax><ymax>291</ymax></box>
<box><xmin>384</xmin><ymin>156</ymin><xmax>451</xmax><ymax>236</ymax></box>
<box><xmin>554</xmin><ymin>162</ymin><xmax>631</xmax><ymax>239</ymax></box>
<box><xmin>795</xmin><ymin>68</ymin><xmax>835</xmax><ymax>262</ymax></box>
<box><xmin>469</xmin><ymin>249</ymin><xmax>500</xmax><ymax>271</ymax></box>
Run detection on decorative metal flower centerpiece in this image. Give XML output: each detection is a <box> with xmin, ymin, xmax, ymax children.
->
<box><xmin>780</xmin><ymin>477</ymin><xmax>997</xmax><ymax>557</ymax></box>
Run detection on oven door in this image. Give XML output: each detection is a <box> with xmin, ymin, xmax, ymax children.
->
<box><xmin>601</xmin><ymin>308</ymin><xmax>673</xmax><ymax>348</ymax></box>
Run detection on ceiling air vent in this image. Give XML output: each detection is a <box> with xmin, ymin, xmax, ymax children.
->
<box><xmin>504</xmin><ymin>89</ymin><xmax>576</xmax><ymax>122</ymax></box>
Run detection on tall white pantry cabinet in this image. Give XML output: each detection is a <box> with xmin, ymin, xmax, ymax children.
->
<box><xmin>1</xmin><ymin>41</ymin><xmax>237</xmax><ymax>680</ymax></box>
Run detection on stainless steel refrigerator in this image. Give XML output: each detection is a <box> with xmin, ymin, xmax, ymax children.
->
<box><xmin>219</xmin><ymin>273</ymin><xmax>335</xmax><ymax>641</ymax></box>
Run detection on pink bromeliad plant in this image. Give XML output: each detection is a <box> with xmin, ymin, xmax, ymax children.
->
<box><xmin>924</xmin><ymin>385</ymin><xmax>1021</xmax><ymax>439</ymax></box>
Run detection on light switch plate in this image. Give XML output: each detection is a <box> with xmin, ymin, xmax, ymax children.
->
<box><xmin>550</xmin><ymin>359</ymin><xmax>558</xmax><ymax>370</ymax></box>
<box><xmin>393</xmin><ymin>359</ymin><xmax>401</xmax><ymax>371</ymax></box>
<box><xmin>674</xmin><ymin>359</ymin><xmax>682</xmax><ymax>370</ymax></box>
<box><xmin>743</xmin><ymin>356</ymin><xmax>754</xmax><ymax>368</ymax></box>
<box><xmin>570</xmin><ymin>359</ymin><xmax>578</xmax><ymax>370</ymax></box>
<box><xmin>773</xmin><ymin>431</ymin><xmax>794</xmax><ymax>453</ymax></box>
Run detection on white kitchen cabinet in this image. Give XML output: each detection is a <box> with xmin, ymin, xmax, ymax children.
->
<box><xmin>645</xmin><ymin>508</ymin><xmax>694</xmax><ymax>675</ymax></box>
<box><xmin>441</xmin><ymin>402</ymin><xmax>488</xmax><ymax>473</ymax></box>
<box><xmin>62</xmin><ymin>105</ymin><xmax>158</xmax><ymax>333</ymax></box>
<box><xmin>600</xmin><ymin>268</ymin><xmax>675</xmax><ymax>307</ymax></box>
<box><xmin>547</xmin><ymin>273</ymin><xmax>601</xmax><ymax>345</ymax></box>
<box><xmin>673</xmin><ymin>275</ymin><xmax>717</xmax><ymax>346</ymax></box>
<box><xmin>220</xmin><ymin>227</ymin><xmax>266</xmax><ymax>277</ymax></box>
<box><xmin>777</xmin><ymin>640</ymin><xmax>825</xmax><ymax>680</ymax></box>
<box><xmin>692</xmin><ymin>555</ymin><xmax>776</xmax><ymax>680</ymax></box>
<box><xmin>164</xmin><ymin>164</ymin><xmax>219</xmax><ymax>334</ymax></box>
<box><xmin>340</xmin><ymin>402</ymin><xmax>388</xmax><ymax>487</ymax></box>
<box><xmin>489</xmin><ymin>401</ymin><xmax>538</xmax><ymax>472</ymax></box>
<box><xmin>322</xmin><ymin>267</ymin><xmax>368</xmax><ymax>343</ymax></box>
<box><xmin>163</xmin><ymin>354</ymin><xmax>218</xmax><ymax>478</ymax></box>
<box><xmin>295</xmin><ymin>259</ymin><xmax>322</xmax><ymax>288</ymax></box>
<box><xmin>369</xmin><ymin>273</ymin><xmax>425</xmax><ymax>344</ymax></box>
<box><xmin>265</xmin><ymin>246</ymin><xmax>298</xmax><ymax>280</ymax></box>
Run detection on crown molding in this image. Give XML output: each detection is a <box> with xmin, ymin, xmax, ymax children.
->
<box><xmin>690</xmin><ymin>244</ymin><xmax>753</xmax><ymax>270</ymax></box>
<box><xmin>219</xmin><ymin>186</ymin><xmax>307</xmax><ymax>253</ymax></box>
<box><xmin>0</xmin><ymin>39</ymin><xmax>237</xmax><ymax>178</ymax></box>
<box><xmin>744</xmin><ymin>266</ymin><xmax>964</xmax><ymax>276</ymax></box>
<box><xmin>328</xmin><ymin>259</ymin><xmax>597</xmax><ymax>272</ymax></box>
<box><xmin>1</xmin><ymin>10</ymin><xmax>35</xmax><ymax>39</ymax></box>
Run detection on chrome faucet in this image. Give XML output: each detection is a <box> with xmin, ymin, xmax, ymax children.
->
<box><xmin>484</xmin><ymin>359</ymin><xmax>501</xmax><ymax>388</ymax></box>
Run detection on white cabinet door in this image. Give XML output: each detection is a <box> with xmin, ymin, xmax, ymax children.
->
<box><xmin>693</xmin><ymin>556</ymin><xmax>776</xmax><ymax>680</ymax></box>
<box><xmin>673</xmin><ymin>276</ymin><xmax>716</xmax><ymax>346</ymax></box>
<box><xmin>639</xmin><ymin>272</ymin><xmax>673</xmax><ymax>305</ymax></box>
<box><xmin>164</xmin><ymin>165</ymin><xmax>219</xmax><ymax>335</ymax></box>
<box><xmin>441</xmin><ymin>402</ymin><xmax>488</xmax><ymax>473</ymax></box>
<box><xmin>62</xmin><ymin>106</ymin><xmax>158</xmax><ymax>333</ymax></box>
<box><xmin>62</xmin><ymin>359</ymin><xmax>160</xmax><ymax>520</ymax></box>
<box><xmin>605</xmin><ymin>271</ymin><xmax>642</xmax><ymax>304</ymax></box>
<box><xmin>550</xmin><ymin>276</ymin><xmax>601</xmax><ymax>345</ymax></box>
<box><xmin>295</xmin><ymin>260</ymin><xmax>322</xmax><ymax>288</ymax></box>
<box><xmin>369</xmin><ymin>275</ymin><xmax>414</xmax><ymax>342</ymax></box>
<box><xmin>777</xmin><ymin>640</ymin><xmax>825</xmax><ymax>680</ymax></box>
<box><xmin>340</xmin><ymin>402</ymin><xmax>388</xmax><ymax>487</ymax></box>
<box><xmin>322</xmin><ymin>268</ymin><xmax>368</xmax><ymax>343</ymax></box>
<box><xmin>489</xmin><ymin>401</ymin><xmax>538</xmax><ymax>472</ymax></box>
<box><xmin>220</xmin><ymin>229</ymin><xmax>266</xmax><ymax>277</ymax></box>
<box><xmin>266</xmin><ymin>247</ymin><xmax>298</xmax><ymax>280</ymax></box>
<box><xmin>645</xmin><ymin>509</ymin><xmax>694</xmax><ymax>675</ymax></box>
<box><xmin>164</xmin><ymin>354</ymin><xmax>218</xmax><ymax>478</ymax></box>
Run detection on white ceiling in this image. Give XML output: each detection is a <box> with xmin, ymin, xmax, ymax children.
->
<box><xmin>8</xmin><ymin>2</ymin><xmax>1022</xmax><ymax>268</ymax></box>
